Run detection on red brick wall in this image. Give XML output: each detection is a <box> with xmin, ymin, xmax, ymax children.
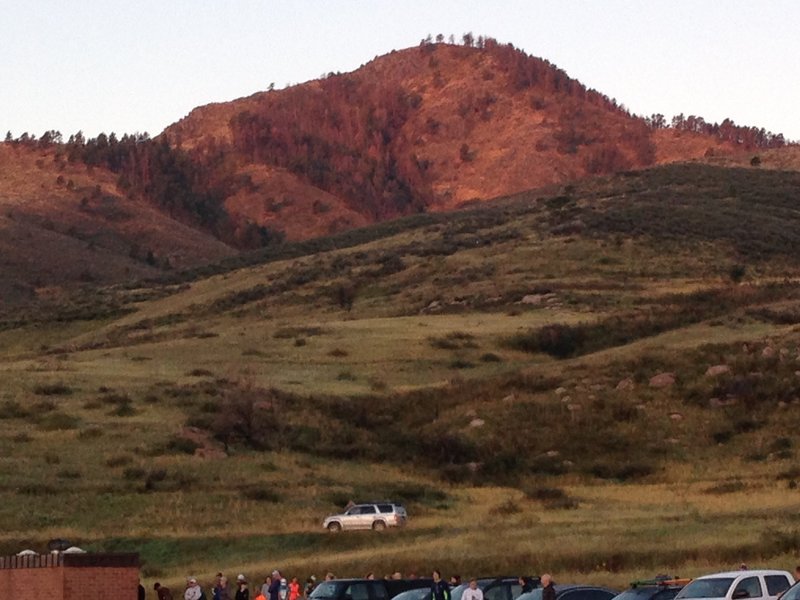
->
<box><xmin>0</xmin><ymin>565</ymin><xmax>139</xmax><ymax>600</ymax></box>
<box><xmin>0</xmin><ymin>566</ymin><xmax>64</xmax><ymax>600</ymax></box>
<box><xmin>63</xmin><ymin>565</ymin><xmax>139</xmax><ymax>600</ymax></box>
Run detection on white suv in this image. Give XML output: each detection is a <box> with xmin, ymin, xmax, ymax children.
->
<box><xmin>323</xmin><ymin>503</ymin><xmax>407</xmax><ymax>532</ymax></box>
<box><xmin>676</xmin><ymin>571</ymin><xmax>793</xmax><ymax>600</ymax></box>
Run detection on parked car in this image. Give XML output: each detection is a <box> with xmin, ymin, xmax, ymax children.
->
<box><xmin>323</xmin><ymin>503</ymin><xmax>408</xmax><ymax>532</ymax></box>
<box><xmin>612</xmin><ymin>577</ymin><xmax>692</xmax><ymax>600</ymax></box>
<box><xmin>775</xmin><ymin>579</ymin><xmax>800</xmax><ymax>600</ymax></box>
<box><xmin>312</xmin><ymin>578</ymin><xmax>432</xmax><ymax>600</ymax></box>
<box><xmin>517</xmin><ymin>584</ymin><xmax>617</xmax><ymax>600</ymax></box>
<box><xmin>393</xmin><ymin>576</ymin><xmax>539</xmax><ymax>600</ymax></box>
<box><xmin>675</xmin><ymin>571</ymin><xmax>793</xmax><ymax>600</ymax></box>
<box><xmin>450</xmin><ymin>577</ymin><xmax>541</xmax><ymax>600</ymax></box>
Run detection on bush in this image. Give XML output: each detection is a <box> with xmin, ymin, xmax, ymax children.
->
<box><xmin>241</xmin><ymin>486</ymin><xmax>281</xmax><ymax>502</ymax></box>
<box><xmin>588</xmin><ymin>461</ymin><xmax>654</xmax><ymax>481</ymax></box>
<box><xmin>33</xmin><ymin>383</ymin><xmax>73</xmax><ymax>396</ymax></box>
<box><xmin>77</xmin><ymin>427</ymin><xmax>103</xmax><ymax>440</ymax></box>
<box><xmin>106</xmin><ymin>455</ymin><xmax>133</xmax><ymax>468</ymax></box>
<box><xmin>38</xmin><ymin>412</ymin><xmax>80</xmax><ymax>431</ymax></box>
<box><xmin>480</xmin><ymin>353</ymin><xmax>503</xmax><ymax>363</ymax></box>
<box><xmin>166</xmin><ymin>436</ymin><xmax>200</xmax><ymax>455</ymax></box>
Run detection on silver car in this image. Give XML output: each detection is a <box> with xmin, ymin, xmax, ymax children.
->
<box><xmin>323</xmin><ymin>503</ymin><xmax>407</xmax><ymax>532</ymax></box>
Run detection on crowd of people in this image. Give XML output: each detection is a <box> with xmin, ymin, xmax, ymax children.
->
<box><xmin>137</xmin><ymin>570</ymin><xmax>552</xmax><ymax>600</ymax></box>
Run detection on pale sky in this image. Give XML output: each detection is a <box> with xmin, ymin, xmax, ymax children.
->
<box><xmin>2</xmin><ymin>0</ymin><xmax>799</xmax><ymax>139</ymax></box>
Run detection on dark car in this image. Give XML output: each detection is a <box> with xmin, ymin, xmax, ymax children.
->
<box><xmin>451</xmin><ymin>577</ymin><xmax>541</xmax><ymax>600</ymax></box>
<box><xmin>393</xmin><ymin>577</ymin><xmax>539</xmax><ymax>600</ymax></box>
<box><xmin>313</xmin><ymin>579</ymin><xmax>434</xmax><ymax>600</ymax></box>
<box><xmin>612</xmin><ymin>578</ymin><xmax>692</xmax><ymax>600</ymax></box>
<box><xmin>517</xmin><ymin>584</ymin><xmax>617</xmax><ymax>600</ymax></box>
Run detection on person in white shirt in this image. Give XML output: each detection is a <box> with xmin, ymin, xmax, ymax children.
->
<box><xmin>185</xmin><ymin>578</ymin><xmax>203</xmax><ymax>600</ymax></box>
<box><xmin>462</xmin><ymin>579</ymin><xmax>483</xmax><ymax>600</ymax></box>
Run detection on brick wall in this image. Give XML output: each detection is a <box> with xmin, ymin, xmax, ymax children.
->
<box><xmin>0</xmin><ymin>553</ymin><xmax>139</xmax><ymax>600</ymax></box>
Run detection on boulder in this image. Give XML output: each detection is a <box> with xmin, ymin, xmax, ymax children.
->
<box><xmin>616</xmin><ymin>377</ymin><xmax>634</xmax><ymax>391</ymax></box>
<box><xmin>705</xmin><ymin>365</ymin><xmax>731</xmax><ymax>377</ymax></box>
<box><xmin>649</xmin><ymin>372</ymin><xmax>675</xmax><ymax>388</ymax></box>
<box><xmin>762</xmin><ymin>346</ymin><xmax>776</xmax><ymax>359</ymax></box>
<box><xmin>521</xmin><ymin>294</ymin><xmax>545</xmax><ymax>305</ymax></box>
<box><xmin>669</xmin><ymin>412</ymin><xmax>683</xmax><ymax>421</ymax></box>
<box><xmin>469</xmin><ymin>418</ymin><xmax>485</xmax><ymax>428</ymax></box>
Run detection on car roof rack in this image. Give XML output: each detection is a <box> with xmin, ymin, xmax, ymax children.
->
<box><xmin>630</xmin><ymin>578</ymin><xmax>691</xmax><ymax>588</ymax></box>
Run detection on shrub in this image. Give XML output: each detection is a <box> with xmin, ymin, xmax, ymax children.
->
<box><xmin>123</xmin><ymin>467</ymin><xmax>146</xmax><ymax>480</ymax></box>
<box><xmin>480</xmin><ymin>353</ymin><xmax>503</xmax><ymax>362</ymax></box>
<box><xmin>166</xmin><ymin>436</ymin><xmax>200</xmax><ymax>455</ymax></box>
<box><xmin>241</xmin><ymin>486</ymin><xmax>281</xmax><ymax>502</ymax></box>
<box><xmin>38</xmin><ymin>412</ymin><xmax>80</xmax><ymax>431</ymax></box>
<box><xmin>33</xmin><ymin>383</ymin><xmax>73</xmax><ymax>396</ymax></box>
<box><xmin>77</xmin><ymin>427</ymin><xmax>103</xmax><ymax>439</ymax></box>
<box><xmin>106</xmin><ymin>455</ymin><xmax>133</xmax><ymax>468</ymax></box>
<box><xmin>186</xmin><ymin>369</ymin><xmax>214</xmax><ymax>377</ymax></box>
<box><xmin>0</xmin><ymin>401</ymin><xmax>29</xmax><ymax>419</ymax></box>
<box><xmin>489</xmin><ymin>499</ymin><xmax>520</xmax><ymax>516</ymax></box>
<box><xmin>705</xmin><ymin>480</ymin><xmax>747</xmax><ymax>494</ymax></box>
<box><xmin>329</xmin><ymin>348</ymin><xmax>349</xmax><ymax>357</ymax></box>
<box><xmin>109</xmin><ymin>403</ymin><xmax>137</xmax><ymax>417</ymax></box>
<box><xmin>588</xmin><ymin>461</ymin><xmax>654</xmax><ymax>481</ymax></box>
<box><xmin>56</xmin><ymin>469</ymin><xmax>82</xmax><ymax>479</ymax></box>
<box><xmin>13</xmin><ymin>432</ymin><xmax>32</xmax><ymax>443</ymax></box>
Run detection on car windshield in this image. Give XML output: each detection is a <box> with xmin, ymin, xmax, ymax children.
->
<box><xmin>781</xmin><ymin>583</ymin><xmax>800</xmax><ymax>600</ymax></box>
<box><xmin>393</xmin><ymin>591</ymin><xmax>431</xmax><ymax>600</ymax></box>
<box><xmin>614</xmin><ymin>590</ymin><xmax>664</xmax><ymax>600</ymax></box>
<box><xmin>311</xmin><ymin>583</ymin><xmax>345</xmax><ymax>600</ymax></box>
<box><xmin>519</xmin><ymin>592</ymin><xmax>541</xmax><ymax>600</ymax></box>
<box><xmin>677</xmin><ymin>579</ymin><xmax>734</xmax><ymax>599</ymax></box>
<box><xmin>452</xmin><ymin>585</ymin><xmax>467</xmax><ymax>600</ymax></box>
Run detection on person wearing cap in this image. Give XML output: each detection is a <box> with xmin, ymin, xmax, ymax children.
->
<box><xmin>185</xmin><ymin>578</ymin><xmax>203</xmax><ymax>600</ymax></box>
<box><xmin>236</xmin><ymin>574</ymin><xmax>250</xmax><ymax>600</ymax></box>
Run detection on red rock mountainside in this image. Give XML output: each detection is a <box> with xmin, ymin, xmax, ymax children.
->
<box><xmin>165</xmin><ymin>41</ymin><xmax>742</xmax><ymax>240</ymax></box>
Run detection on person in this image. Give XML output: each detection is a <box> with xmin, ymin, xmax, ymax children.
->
<box><xmin>391</xmin><ymin>573</ymin><xmax>402</xmax><ymax>580</ymax></box>
<box><xmin>185</xmin><ymin>578</ymin><xmax>203</xmax><ymax>600</ymax></box>
<box><xmin>304</xmin><ymin>576</ymin><xmax>317</xmax><ymax>598</ymax></box>
<box><xmin>217</xmin><ymin>577</ymin><xmax>231</xmax><ymax>600</ymax></box>
<box><xmin>262</xmin><ymin>576</ymin><xmax>272</xmax><ymax>600</ymax></box>
<box><xmin>289</xmin><ymin>577</ymin><xmax>301</xmax><ymax>600</ymax></box>
<box><xmin>449</xmin><ymin>577</ymin><xmax>461</xmax><ymax>588</ymax></box>
<box><xmin>213</xmin><ymin>574</ymin><xmax>223</xmax><ymax>600</ymax></box>
<box><xmin>325</xmin><ymin>573</ymin><xmax>335</xmax><ymax>582</ymax></box>
<box><xmin>235</xmin><ymin>575</ymin><xmax>250</xmax><ymax>600</ymax></box>
<box><xmin>431</xmin><ymin>570</ymin><xmax>450</xmax><ymax>600</ymax></box>
<box><xmin>255</xmin><ymin>589</ymin><xmax>267</xmax><ymax>600</ymax></box>
<box><xmin>365</xmin><ymin>573</ymin><xmax>375</xmax><ymax>581</ymax></box>
<box><xmin>279</xmin><ymin>577</ymin><xmax>288</xmax><ymax>600</ymax></box>
<box><xmin>795</xmin><ymin>566</ymin><xmax>800</xmax><ymax>582</ymax></box>
<box><xmin>461</xmin><ymin>579</ymin><xmax>483</xmax><ymax>600</ymax></box>
<box><xmin>140</xmin><ymin>582</ymin><xmax>147</xmax><ymax>600</ymax></box>
<box><xmin>519</xmin><ymin>578</ymin><xmax>533</xmax><ymax>594</ymax></box>
<box><xmin>269</xmin><ymin>571</ymin><xmax>282</xmax><ymax>600</ymax></box>
<box><xmin>541</xmin><ymin>575</ymin><xmax>555</xmax><ymax>600</ymax></box>
<box><xmin>155</xmin><ymin>583</ymin><xmax>174</xmax><ymax>600</ymax></box>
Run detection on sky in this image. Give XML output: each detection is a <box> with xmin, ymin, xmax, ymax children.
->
<box><xmin>2</xmin><ymin>0</ymin><xmax>799</xmax><ymax>140</ymax></box>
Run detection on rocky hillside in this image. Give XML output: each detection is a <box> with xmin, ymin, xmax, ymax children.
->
<box><xmin>164</xmin><ymin>41</ymin><xmax>757</xmax><ymax>240</ymax></box>
<box><xmin>0</xmin><ymin>143</ymin><xmax>235</xmax><ymax>305</ymax></box>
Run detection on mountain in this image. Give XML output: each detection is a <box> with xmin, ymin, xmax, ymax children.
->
<box><xmin>0</xmin><ymin>143</ymin><xmax>235</xmax><ymax>304</ymax></box>
<box><xmin>164</xmin><ymin>40</ymin><xmax>769</xmax><ymax>241</ymax></box>
<box><xmin>0</xmin><ymin>39</ymin><xmax>789</xmax><ymax>302</ymax></box>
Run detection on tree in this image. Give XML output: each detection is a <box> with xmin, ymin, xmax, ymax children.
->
<box><xmin>436</xmin><ymin>33</ymin><xmax>444</xmax><ymax>43</ymax></box>
<box><xmin>4</xmin><ymin>131</ymin><xmax>11</xmax><ymax>143</ymax></box>
<box><xmin>462</xmin><ymin>32</ymin><xmax>474</xmax><ymax>47</ymax></box>
<box><xmin>729</xmin><ymin>263</ymin><xmax>746</xmax><ymax>284</ymax></box>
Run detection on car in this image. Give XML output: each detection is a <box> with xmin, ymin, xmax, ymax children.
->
<box><xmin>323</xmin><ymin>502</ymin><xmax>408</xmax><ymax>532</ymax></box>
<box><xmin>612</xmin><ymin>577</ymin><xmax>692</xmax><ymax>600</ymax></box>
<box><xmin>311</xmin><ymin>579</ymin><xmax>432</xmax><ymax>600</ymax></box>
<box><xmin>517</xmin><ymin>584</ymin><xmax>618</xmax><ymax>600</ymax></box>
<box><xmin>776</xmin><ymin>579</ymin><xmax>800</xmax><ymax>600</ymax></box>
<box><xmin>450</xmin><ymin>577</ymin><xmax>541</xmax><ymax>600</ymax></box>
<box><xmin>393</xmin><ymin>576</ymin><xmax>539</xmax><ymax>600</ymax></box>
<box><xmin>675</xmin><ymin>571</ymin><xmax>793</xmax><ymax>600</ymax></box>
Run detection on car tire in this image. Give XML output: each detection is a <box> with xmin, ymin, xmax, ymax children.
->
<box><xmin>327</xmin><ymin>522</ymin><xmax>342</xmax><ymax>533</ymax></box>
<box><xmin>372</xmin><ymin>520</ymin><xmax>386</xmax><ymax>532</ymax></box>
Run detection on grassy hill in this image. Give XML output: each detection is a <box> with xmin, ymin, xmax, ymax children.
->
<box><xmin>3</xmin><ymin>164</ymin><xmax>800</xmax><ymax>588</ymax></box>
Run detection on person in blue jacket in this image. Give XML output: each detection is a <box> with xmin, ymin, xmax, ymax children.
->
<box><xmin>431</xmin><ymin>570</ymin><xmax>450</xmax><ymax>600</ymax></box>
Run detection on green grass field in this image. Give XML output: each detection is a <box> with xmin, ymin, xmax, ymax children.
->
<box><xmin>3</xmin><ymin>164</ymin><xmax>800</xmax><ymax>591</ymax></box>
